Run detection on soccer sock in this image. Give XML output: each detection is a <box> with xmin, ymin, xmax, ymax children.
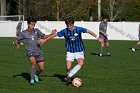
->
<box><xmin>99</xmin><ymin>46</ymin><xmax>103</xmax><ymax>54</ymax></box>
<box><xmin>30</xmin><ymin>68</ymin><xmax>36</xmax><ymax>80</ymax></box>
<box><xmin>133</xmin><ymin>43</ymin><xmax>139</xmax><ymax>49</ymax></box>
<box><xmin>67</xmin><ymin>69</ymin><xmax>72</xmax><ymax>75</ymax></box>
<box><xmin>107</xmin><ymin>47</ymin><xmax>110</xmax><ymax>54</ymax></box>
<box><xmin>68</xmin><ymin>65</ymin><xmax>81</xmax><ymax>78</ymax></box>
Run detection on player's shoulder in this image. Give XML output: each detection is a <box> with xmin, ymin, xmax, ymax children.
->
<box><xmin>60</xmin><ymin>28</ymin><xmax>67</xmax><ymax>32</ymax></box>
<box><xmin>22</xmin><ymin>30</ymin><xmax>27</xmax><ymax>33</ymax></box>
<box><xmin>34</xmin><ymin>28</ymin><xmax>40</xmax><ymax>31</ymax></box>
<box><xmin>74</xmin><ymin>26</ymin><xmax>82</xmax><ymax>29</ymax></box>
<box><xmin>75</xmin><ymin>26</ymin><xmax>86</xmax><ymax>30</ymax></box>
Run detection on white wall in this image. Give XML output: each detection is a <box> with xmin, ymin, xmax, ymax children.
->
<box><xmin>0</xmin><ymin>21</ymin><xmax>139</xmax><ymax>40</ymax></box>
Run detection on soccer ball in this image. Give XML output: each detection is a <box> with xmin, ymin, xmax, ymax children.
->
<box><xmin>72</xmin><ymin>77</ymin><xmax>82</xmax><ymax>87</ymax></box>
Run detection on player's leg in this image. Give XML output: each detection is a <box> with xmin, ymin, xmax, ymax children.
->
<box><xmin>65</xmin><ymin>52</ymin><xmax>74</xmax><ymax>75</ymax></box>
<box><xmin>37</xmin><ymin>61</ymin><xmax>45</xmax><ymax>75</ymax></box>
<box><xmin>67</xmin><ymin>52</ymin><xmax>84</xmax><ymax>78</ymax></box>
<box><xmin>66</xmin><ymin>60</ymin><xmax>72</xmax><ymax>75</ymax></box>
<box><xmin>64</xmin><ymin>52</ymin><xmax>74</xmax><ymax>83</ymax></box>
<box><xmin>105</xmin><ymin>41</ymin><xmax>111</xmax><ymax>55</ymax></box>
<box><xmin>29</xmin><ymin>56</ymin><xmax>37</xmax><ymax>84</ymax></box>
<box><xmin>99</xmin><ymin>42</ymin><xmax>104</xmax><ymax>56</ymax></box>
<box><xmin>68</xmin><ymin>58</ymin><xmax>84</xmax><ymax>78</ymax></box>
<box><xmin>132</xmin><ymin>41</ymin><xmax>140</xmax><ymax>52</ymax></box>
<box><xmin>35</xmin><ymin>54</ymin><xmax>45</xmax><ymax>82</ymax></box>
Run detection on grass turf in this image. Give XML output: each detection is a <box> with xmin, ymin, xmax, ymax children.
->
<box><xmin>0</xmin><ymin>37</ymin><xmax>140</xmax><ymax>93</ymax></box>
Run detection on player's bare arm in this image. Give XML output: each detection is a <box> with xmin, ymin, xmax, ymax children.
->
<box><xmin>99</xmin><ymin>30</ymin><xmax>108</xmax><ymax>37</ymax></box>
<box><xmin>38</xmin><ymin>30</ymin><xmax>57</xmax><ymax>45</ymax></box>
<box><xmin>86</xmin><ymin>30</ymin><xmax>97</xmax><ymax>38</ymax></box>
<box><xmin>13</xmin><ymin>40</ymin><xmax>20</xmax><ymax>49</ymax></box>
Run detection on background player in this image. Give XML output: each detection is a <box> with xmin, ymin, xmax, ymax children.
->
<box><xmin>132</xmin><ymin>24</ymin><xmax>140</xmax><ymax>52</ymax></box>
<box><xmin>14</xmin><ymin>17</ymin><xmax>55</xmax><ymax>85</ymax></box>
<box><xmin>98</xmin><ymin>17</ymin><xmax>110</xmax><ymax>56</ymax></box>
<box><xmin>39</xmin><ymin>16</ymin><xmax>98</xmax><ymax>84</ymax></box>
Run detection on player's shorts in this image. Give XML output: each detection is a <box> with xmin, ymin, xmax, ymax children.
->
<box><xmin>138</xmin><ymin>33</ymin><xmax>140</xmax><ymax>41</ymax></box>
<box><xmin>27</xmin><ymin>50</ymin><xmax>44</xmax><ymax>62</ymax></box>
<box><xmin>66</xmin><ymin>52</ymin><xmax>84</xmax><ymax>61</ymax></box>
<box><xmin>99</xmin><ymin>35</ymin><xmax>108</xmax><ymax>43</ymax></box>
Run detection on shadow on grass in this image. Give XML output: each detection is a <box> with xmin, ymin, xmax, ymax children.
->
<box><xmin>90</xmin><ymin>52</ymin><xmax>99</xmax><ymax>56</ymax></box>
<box><xmin>50</xmin><ymin>74</ymin><xmax>66</xmax><ymax>82</ymax></box>
<box><xmin>13</xmin><ymin>72</ymin><xmax>43</xmax><ymax>83</ymax></box>
<box><xmin>129</xmin><ymin>47</ymin><xmax>139</xmax><ymax>51</ymax></box>
<box><xmin>13</xmin><ymin>72</ymin><xmax>30</xmax><ymax>82</ymax></box>
<box><xmin>90</xmin><ymin>52</ymin><xmax>111</xmax><ymax>57</ymax></box>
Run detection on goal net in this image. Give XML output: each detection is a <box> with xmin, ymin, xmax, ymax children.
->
<box><xmin>0</xmin><ymin>15</ymin><xmax>24</xmax><ymax>37</ymax></box>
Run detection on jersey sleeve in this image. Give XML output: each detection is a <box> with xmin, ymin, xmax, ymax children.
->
<box><xmin>57</xmin><ymin>29</ymin><xmax>66</xmax><ymax>37</ymax></box>
<box><xmin>16</xmin><ymin>22</ymin><xmax>22</xmax><ymax>31</ymax></box>
<box><xmin>16</xmin><ymin>32</ymin><xmax>24</xmax><ymax>43</ymax></box>
<box><xmin>76</xmin><ymin>26</ymin><xmax>87</xmax><ymax>33</ymax></box>
<box><xmin>36</xmin><ymin>28</ymin><xmax>45</xmax><ymax>38</ymax></box>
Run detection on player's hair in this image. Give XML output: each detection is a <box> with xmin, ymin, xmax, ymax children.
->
<box><xmin>101</xmin><ymin>16</ymin><xmax>109</xmax><ymax>21</ymax></box>
<box><xmin>65</xmin><ymin>16</ymin><xmax>75</xmax><ymax>25</ymax></box>
<box><xmin>26</xmin><ymin>17</ymin><xmax>37</xmax><ymax>24</ymax></box>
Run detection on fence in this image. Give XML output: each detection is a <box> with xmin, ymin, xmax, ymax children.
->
<box><xmin>0</xmin><ymin>21</ymin><xmax>139</xmax><ymax>40</ymax></box>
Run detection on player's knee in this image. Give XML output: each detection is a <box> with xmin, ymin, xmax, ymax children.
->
<box><xmin>101</xmin><ymin>44</ymin><xmax>104</xmax><ymax>47</ymax></box>
<box><xmin>78</xmin><ymin>62</ymin><xmax>84</xmax><ymax>66</ymax></box>
<box><xmin>39</xmin><ymin>67</ymin><xmax>44</xmax><ymax>71</ymax></box>
<box><xmin>31</xmin><ymin>62</ymin><xmax>36</xmax><ymax>67</ymax></box>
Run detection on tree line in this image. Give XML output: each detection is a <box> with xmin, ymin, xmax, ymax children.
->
<box><xmin>0</xmin><ymin>0</ymin><xmax>140</xmax><ymax>21</ymax></box>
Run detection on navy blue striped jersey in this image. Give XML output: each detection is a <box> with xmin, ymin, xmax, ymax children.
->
<box><xmin>57</xmin><ymin>26</ymin><xmax>87</xmax><ymax>52</ymax></box>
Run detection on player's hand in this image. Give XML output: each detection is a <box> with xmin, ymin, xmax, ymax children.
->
<box><xmin>51</xmin><ymin>29</ymin><xmax>57</xmax><ymax>35</ymax></box>
<box><xmin>37</xmin><ymin>39</ymin><xmax>45</xmax><ymax>45</ymax></box>
<box><xmin>105</xmin><ymin>34</ymin><xmax>108</xmax><ymax>37</ymax></box>
<box><xmin>13</xmin><ymin>41</ymin><xmax>20</xmax><ymax>49</ymax></box>
<box><xmin>98</xmin><ymin>38</ymin><xmax>104</xmax><ymax>43</ymax></box>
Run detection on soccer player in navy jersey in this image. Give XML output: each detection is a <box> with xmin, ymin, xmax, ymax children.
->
<box><xmin>39</xmin><ymin>17</ymin><xmax>98</xmax><ymax>84</ymax></box>
<box><xmin>14</xmin><ymin>17</ymin><xmax>55</xmax><ymax>85</ymax></box>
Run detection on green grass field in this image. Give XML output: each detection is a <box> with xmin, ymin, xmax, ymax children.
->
<box><xmin>0</xmin><ymin>37</ymin><xmax>140</xmax><ymax>93</ymax></box>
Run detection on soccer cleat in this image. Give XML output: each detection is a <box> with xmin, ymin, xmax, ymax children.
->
<box><xmin>30</xmin><ymin>79</ymin><xmax>35</xmax><ymax>85</ymax></box>
<box><xmin>34</xmin><ymin>74</ymin><xmax>39</xmax><ymax>82</ymax></box>
<box><xmin>64</xmin><ymin>76</ymin><xmax>72</xmax><ymax>84</ymax></box>
<box><xmin>107</xmin><ymin>53</ymin><xmax>111</xmax><ymax>56</ymax></box>
<box><xmin>132</xmin><ymin>48</ymin><xmax>135</xmax><ymax>52</ymax></box>
<box><xmin>99</xmin><ymin>54</ymin><xmax>103</xmax><ymax>57</ymax></box>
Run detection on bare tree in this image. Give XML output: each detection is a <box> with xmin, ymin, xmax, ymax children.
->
<box><xmin>102</xmin><ymin>0</ymin><xmax>128</xmax><ymax>21</ymax></box>
<box><xmin>15</xmin><ymin>0</ymin><xmax>23</xmax><ymax>15</ymax></box>
<box><xmin>0</xmin><ymin>0</ymin><xmax>6</xmax><ymax>16</ymax></box>
<box><xmin>98</xmin><ymin>0</ymin><xmax>101</xmax><ymax>21</ymax></box>
<box><xmin>56</xmin><ymin>0</ymin><xmax>60</xmax><ymax>21</ymax></box>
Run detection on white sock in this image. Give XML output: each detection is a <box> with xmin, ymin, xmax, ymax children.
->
<box><xmin>68</xmin><ymin>65</ymin><xmax>81</xmax><ymax>77</ymax></box>
<box><xmin>67</xmin><ymin>69</ymin><xmax>72</xmax><ymax>75</ymax></box>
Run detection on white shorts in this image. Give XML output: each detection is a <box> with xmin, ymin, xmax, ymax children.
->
<box><xmin>66</xmin><ymin>52</ymin><xmax>84</xmax><ymax>61</ymax></box>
